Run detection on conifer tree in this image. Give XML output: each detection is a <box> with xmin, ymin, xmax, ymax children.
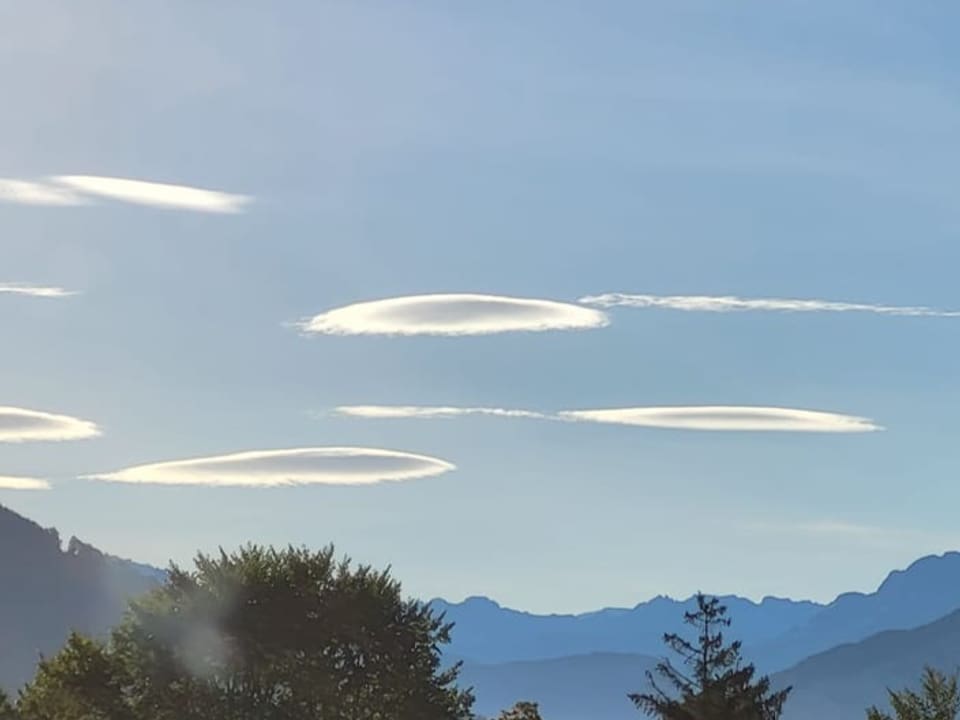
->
<box><xmin>867</xmin><ymin>667</ymin><xmax>960</xmax><ymax>720</ymax></box>
<box><xmin>630</xmin><ymin>593</ymin><xmax>790</xmax><ymax>720</ymax></box>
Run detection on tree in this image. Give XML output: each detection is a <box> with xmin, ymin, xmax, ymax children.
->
<box><xmin>630</xmin><ymin>593</ymin><xmax>790</xmax><ymax>720</ymax></box>
<box><xmin>498</xmin><ymin>700</ymin><xmax>544</xmax><ymax>719</ymax></box>
<box><xmin>0</xmin><ymin>689</ymin><xmax>18</xmax><ymax>720</ymax></box>
<box><xmin>866</xmin><ymin>667</ymin><xmax>960</xmax><ymax>720</ymax></box>
<box><xmin>19</xmin><ymin>544</ymin><xmax>474</xmax><ymax>720</ymax></box>
<box><xmin>18</xmin><ymin>633</ymin><xmax>133</xmax><ymax>720</ymax></box>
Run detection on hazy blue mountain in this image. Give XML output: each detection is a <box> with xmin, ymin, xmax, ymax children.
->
<box><xmin>433</xmin><ymin>593</ymin><xmax>823</xmax><ymax>665</ymax></box>
<box><xmin>0</xmin><ymin>504</ymin><xmax>163</xmax><ymax>690</ymax></box>
<box><xmin>462</xmin><ymin>607</ymin><xmax>960</xmax><ymax>720</ymax></box>
<box><xmin>438</xmin><ymin>551</ymin><xmax>960</xmax><ymax>675</ymax></box>
<box><xmin>757</xmin><ymin>551</ymin><xmax>960</xmax><ymax>671</ymax></box>
<box><xmin>460</xmin><ymin>652</ymin><xmax>657</xmax><ymax>720</ymax></box>
<box><xmin>774</xmin><ymin>607</ymin><xmax>960</xmax><ymax>720</ymax></box>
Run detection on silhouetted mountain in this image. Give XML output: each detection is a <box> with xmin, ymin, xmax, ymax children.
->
<box><xmin>463</xmin><ymin>608</ymin><xmax>960</xmax><ymax>720</ymax></box>
<box><xmin>432</xmin><ymin>594</ymin><xmax>822</xmax><ymax>665</ymax></box>
<box><xmin>438</xmin><ymin>551</ymin><xmax>960</xmax><ymax>675</ymax></box>
<box><xmin>0</xmin><ymin>504</ymin><xmax>162</xmax><ymax>690</ymax></box>
<box><xmin>773</xmin><ymin>607</ymin><xmax>960</xmax><ymax>720</ymax></box>
<box><xmin>460</xmin><ymin>653</ymin><xmax>657</xmax><ymax>720</ymax></box>
<box><xmin>756</xmin><ymin>551</ymin><xmax>960</xmax><ymax>671</ymax></box>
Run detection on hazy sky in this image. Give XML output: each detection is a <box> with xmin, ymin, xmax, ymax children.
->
<box><xmin>3</xmin><ymin>0</ymin><xmax>960</xmax><ymax>613</ymax></box>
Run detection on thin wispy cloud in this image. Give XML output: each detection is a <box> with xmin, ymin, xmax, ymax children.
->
<box><xmin>579</xmin><ymin>293</ymin><xmax>960</xmax><ymax>318</ymax></box>
<box><xmin>335</xmin><ymin>405</ymin><xmax>551</xmax><ymax>420</ymax></box>
<box><xmin>0</xmin><ymin>406</ymin><xmax>102</xmax><ymax>443</ymax></box>
<box><xmin>0</xmin><ymin>284</ymin><xmax>77</xmax><ymax>298</ymax></box>
<box><xmin>744</xmin><ymin>519</ymin><xmax>960</xmax><ymax>550</ymax></box>
<box><xmin>86</xmin><ymin>447</ymin><xmax>456</xmax><ymax>487</ymax></box>
<box><xmin>559</xmin><ymin>406</ymin><xmax>881</xmax><ymax>432</ymax></box>
<box><xmin>0</xmin><ymin>476</ymin><xmax>50</xmax><ymax>491</ymax></box>
<box><xmin>299</xmin><ymin>294</ymin><xmax>610</xmax><ymax>336</ymax></box>
<box><xmin>0</xmin><ymin>175</ymin><xmax>250</xmax><ymax>213</ymax></box>
<box><xmin>333</xmin><ymin>404</ymin><xmax>881</xmax><ymax>433</ymax></box>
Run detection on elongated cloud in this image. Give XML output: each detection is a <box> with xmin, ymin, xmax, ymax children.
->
<box><xmin>53</xmin><ymin>175</ymin><xmax>250</xmax><ymax>213</ymax></box>
<box><xmin>0</xmin><ymin>176</ymin><xmax>250</xmax><ymax>213</ymax></box>
<box><xmin>0</xmin><ymin>284</ymin><xmax>76</xmax><ymax>298</ymax></box>
<box><xmin>301</xmin><ymin>294</ymin><xmax>609</xmax><ymax>336</ymax></box>
<box><xmin>559</xmin><ymin>406</ymin><xmax>881</xmax><ymax>432</ymax></box>
<box><xmin>579</xmin><ymin>293</ymin><xmax>960</xmax><ymax>318</ymax></box>
<box><xmin>335</xmin><ymin>404</ymin><xmax>880</xmax><ymax>433</ymax></box>
<box><xmin>0</xmin><ymin>179</ymin><xmax>85</xmax><ymax>206</ymax></box>
<box><xmin>87</xmin><ymin>447</ymin><xmax>455</xmax><ymax>487</ymax></box>
<box><xmin>0</xmin><ymin>476</ymin><xmax>50</xmax><ymax>490</ymax></box>
<box><xmin>336</xmin><ymin>405</ymin><xmax>551</xmax><ymax>420</ymax></box>
<box><xmin>0</xmin><ymin>407</ymin><xmax>102</xmax><ymax>443</ymax></box>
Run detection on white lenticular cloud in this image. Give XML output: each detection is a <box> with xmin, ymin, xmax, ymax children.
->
<box><xmin>0</xmin><ymin>476</ymin><xmax>51</xmax><ymax>490</ymax></box>
<box><xmin>0</xmin><ymin>179</ymin><xmax>85</xmax><ymax>206</ymax></box>
<box><xmin>52</xmin><ymin>176</ymin><xmax>251</xmax><ymax>213</ymax></box>
<box><xmin>300</xmin><ymin>293</ymin><xmax>609</xmax><ymax>336</ymax></box>
<box><xmin>336</xmin><ymin>405</ymin><xmax>551</xmax><ymax>420</ymax></box>
<box><xmin>0</xmin><ymin>284</ymin><xmax>76</xmax><ymax>298</ymax></box>
<box><xmin>0</xmin><ymin>175</ymin><xmax>250</xmax><ymax>213</ymax></box>
<box><xmin>558</xmin><ymin>406</ymin><xmax>881</xmax><ymax>432</ymax></box>
<box><xmin>579</xmin><ymin>293</ymin><xmax>960</xmax><ymax>317</ymax></box>
<box><xmin>87</xmin><ymin>447</ymin><xmax>456</xmax><ymax>487</ymax></box>
<box><xmin>0</xmin><ymin>407</ymin><xmax>102</xmax><ymax>443</ymax></box>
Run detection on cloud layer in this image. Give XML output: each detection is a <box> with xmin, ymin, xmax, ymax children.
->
<box><xmin>580</xmin><ymin>293</ymin><xmax>960</xmax><ymax>317</ymax></box>
<box><xmin>559</xmin><ymin>406</ymin><xmax>881</xmax><ymax>432</ymax></box>
<box><xmin>335</xmin><ymin>404</ymin><xmax>880</xmax><ymax>433</ymax></box>
<box><xmin>300</xmin><ymin>294</ymin><xmax>610</xmax><ymax>336</ymax></box>
<box><xmin>0</xmin><ymin>284</ymin><xmax>76</xmax><ymax>298</ymax></box>
<box><xmin>0</xmin><ymin>476</ymin><xmax>50</xmax><ymax>491</ymax></box>
<box><xmin>336</xmin><ymin>405</ymin><xmax>551</xmax><ymax>420</ymax></box>
<box><xmin>0</xmin><ymin>407</ymin><xmax>102</xmax><ymax>443</ymax></box>
<box><xmin>87</xmin><ymin>447</ymin><xmax>456</xmax><ymax>487</ymax></box>
<box><xmin>0</xmin><ymin>175</ymin><xmax>250</xmax><ymax>213</ymax></box>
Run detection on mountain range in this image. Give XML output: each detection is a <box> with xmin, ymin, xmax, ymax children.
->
<box><xmin>3</xmin><ymin>501</ymin><xmax>960</xmax><ymax>720</ymax></box>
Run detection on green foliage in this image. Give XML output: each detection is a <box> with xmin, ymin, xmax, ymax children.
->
<box><xmin>0</xmin><ymin>689</ymin><xmax>18</xmax><ymax>720</ymax></box>
<box><xmin>18</xmin><ymin>544</ymin><xmax>474</xmax><ymax>720</ymax></box>
<box><xmin>866</xmin><ymin>667</ymin><xmax>960</xmax><ymax>720</ymax></box>
<box><xmin>630</xmin><ymin>593</ymin><xmax>790</xmax><ymax>720</ymax></box>
<box><xmin>497</xmin><ymin>700</ymin><xmax>544</xmax><ymax>719</ymax></box>
<box><xmin>18</xmin><ymin>633</ymin><xmax>133</xmax><ymax>720</ymax></box>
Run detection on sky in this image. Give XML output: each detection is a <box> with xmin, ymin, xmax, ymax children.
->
<box><xmin>2</xmin><ymin>0</ymin><xmax>960</xmax><ymax>613</ymax></box>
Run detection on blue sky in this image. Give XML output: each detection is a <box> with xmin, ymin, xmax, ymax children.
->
<box><xmin>2</xmin><ymin>1</ymin><xmax>960</xmax><ymax>613</ymax></box>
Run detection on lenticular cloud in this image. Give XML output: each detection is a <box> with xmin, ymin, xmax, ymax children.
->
<box><xmin>0</xmin><ymin>175</ymin><xmax>250</xmax><ymax>213</ymax></box>
<box><xmin>0</xmin><ymin>407</ymin><xmax>102</xmax><ymax>443</ymax></box>
<box><xmin>87</xmin><ymin>447</ymin><xmax>456</xmax><ymax>487</ymax></box>
<box><xmin>336</xmin><ymin>405</ymin><xmax>550</xmax><ymax>420</ymax></box>
<box><xmin>300</xmin><ymin>294</ymin><xmax>609</xmax><ymax>336</ymax></box>
<box><xmin>334</xmin><ymin>403</ymin><xmax>881</xmax><ymax>433</ymax></box>
<box><xmin>0</xmin><ymin>284</ymin><xmax>75</xmax><ymax>298</ymax></box>
<box><xmin>580</xmin><ymin>293</ymin><xmax>960</xmax><ymax>318</ymax></box>
<box><xmin>0</xmin><ymin>476</ymin><xmax>50</xmax><ymax>490</ymax></box>
<box><xmin>53</xmin><ymin>176</ymin><xmax>250</xmax><ymax>213</ymax></box>
<box><xmin>558</xmin><ymin>406</ymin><xmax>881</xmax><ymax>432</ymax></box>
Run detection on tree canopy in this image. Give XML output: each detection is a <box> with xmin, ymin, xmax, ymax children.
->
<box><xmin>497</xmin><ymin>700</ymin><xmax>544</xmax><ymax>720</ymax></box>
<box><xmin>867</xmin><ymin>667</ymin><xmax>960</xmax><ymax>720</ymax></box>
<box><xmin>17</xmin><ymin>544</ymin><xmax>474</xmax><ymax>720</ymax></box>
<box><xmin>630</xmin><ymin>593</ymin><xmax>790</xmax><ymax>720</ymax></box>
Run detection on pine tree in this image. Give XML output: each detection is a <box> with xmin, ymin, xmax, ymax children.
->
<box><xmin>630</xmin><ymin>593</ymin><xmax>790</xmax><ymax>720</ymax></box>
<box><xmin>866</xmin><ymin>667</ymin><xmax>960</xmax><ymax>720</ymax></box>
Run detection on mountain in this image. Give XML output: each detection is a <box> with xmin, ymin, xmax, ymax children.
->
<box><xmin>460</xmin><ymin>653</ymin><xmax>657</xmax><ymax>720</ymax></box>
<box><xmin>0</xmin><ymin>504</ymin><xmax>163</xmax><ymax>691</ymax></box>
<box><xmin>774</xmin><ymin>607</ymin><xmax>960</xmax><ymax>720</ymax></box>
<box><xmin>756</xmin><ymin>551</ymin><xmax>960</xmax><ymax>671</ymax></box>
<box><xmin>438</xmin><ymin>551</ymin><xmax>960</xmax><ymax>674</ymax></box>
<box><xmin>432</xmin><ymin>593</ymin><xmax>823</xmax><ymax>666</ymax></box>
<box><xmin>462</xmin><ymin>608</ymin><xmax>960</xmax><ymax>720</ymax></box>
